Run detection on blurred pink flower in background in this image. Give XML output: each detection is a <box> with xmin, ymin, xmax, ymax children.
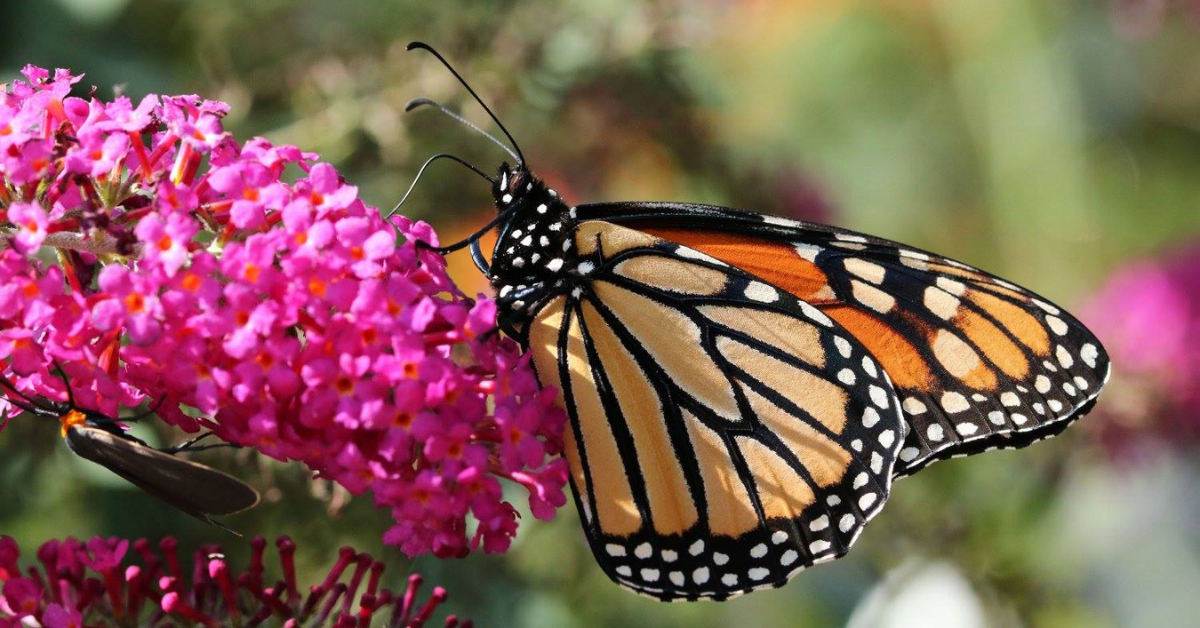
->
<box><xmin>1111</xmin><ymin>0</ymin><xmax>1200</xmax><ymax>39</ymax></box>
<box><xmin>1081</xmin><ymin>242</ymin><xmax>1200</xmax><ymax>451</ymax></box>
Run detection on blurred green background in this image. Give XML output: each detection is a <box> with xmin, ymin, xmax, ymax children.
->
<box><xmin>2</xmin><ymin>0</ymin><xmax>1199</xmax><ymax>626</ymax></box>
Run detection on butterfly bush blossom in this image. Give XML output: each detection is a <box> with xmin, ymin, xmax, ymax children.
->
<box><xmin>0</xmin><ymin>534</ymin><xmax>468</xmax><ymax>627</ymax></box>
<box><xmin>0</xmin><ymin>66</ymin><xmax>569</xmax><ymax>556</ymax></box>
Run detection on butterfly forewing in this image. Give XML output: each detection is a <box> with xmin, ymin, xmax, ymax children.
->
<box><xmin>575</xmin><ymin>202</ymin><xmax>1111</xmax><ymax>477</ymax></box>
<box><xmin>523</xmin><ymin>221</ymin><xmax>904</xmax><ymax>601</ymax></box>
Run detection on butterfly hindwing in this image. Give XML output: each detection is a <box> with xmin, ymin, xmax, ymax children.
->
<box><xmin>574</xmin><ymin>202</ymin><xmax>1111</xmax><ymax>477</ymax></box>
<box><xmin>523</xmin><ymin>221</ymin><xmax>905</xmax><ymax>601</ymax></box>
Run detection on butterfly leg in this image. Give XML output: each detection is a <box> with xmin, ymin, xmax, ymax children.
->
<box><xmin>118</xmin><ymin>395</ymin><xmax>168</xmax><ymax>423</ymax></box>
<box><xmin>160</xmin><ymin>431</ymin><xmax>241</xmax><ymax>455</ymax></box>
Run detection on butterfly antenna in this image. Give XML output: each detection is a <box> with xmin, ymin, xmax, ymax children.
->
<box><xmin>385</xmin><ymin>153</ymin><xmax>495</xmax><ymax>220</ymax></box>
<box><xmin>0</xmin><ymin>373</ymin><xmax>55</xmax><ymax>417</ymax></box>
<box><xmin>0</xmin><ymin>383</ymin><xmax>51</xmax><ymax>418</ymax></box>
<box><xmin>406</xmin><ymin>98</ymin><xmax>520</xmax><ymax>164</ymax></box>
<box><xmin>406</xmin><ymin>42</ymin><xmax>526</xmax><ymax>166</ymax></box>
<box><xmin>52</xmin><ymin>361</ymin><xmax>76</xmax><ymax>409</ymax></box>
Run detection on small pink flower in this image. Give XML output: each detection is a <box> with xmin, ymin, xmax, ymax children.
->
<box><xmin>65</xmin><ymin>127</ymin><xmax>129</xmax><ymax>177</ymax></box>
<box><xmin>40</xmin><ymin>604</ymin><xmax>82</xmax><ymax>628</ymax></box>
<box><xmin>135</xmin><ymin>211</ymin><xmax>198</xmax><ymax>277</ymax></box>
<box><xmin>5</xmin><ymin>202</ymin><xmax>47</xmax><ymax>254</ymax></box>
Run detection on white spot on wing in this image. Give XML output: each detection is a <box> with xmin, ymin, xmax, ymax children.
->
<box><xmin>744</xmin><ymin>281</ymin><xmax>779</xmax><ymax>303</ymax></box>
<box><xmin>940</xmin><ymin>392</ymin><xmax>969</xmax><ymax>413</ymax></box>
<box><xmin>862</xmin><ymin>406</ymin><xmax>880</xmax><ymax>428</ymax></box>
<box><xmin>869</xmin><ymin>385</ymin><xmax>889</xmax><ymax>408</ymax></box>
<box><xmin>1081</xmin><ymin>343</ymin><xmax>1099</xmax><ymax>368</ymax></box>
<box><xmin>795</xmin><ymin>243</ymin><xmax>822</xmax><ymax>262</ymax></box>
<box><xmin>675</xmin><ymin>246</ymin><xmax>727</xmax><ymax>266</ymax></box>
<box><xmin>852</xmin><ymin>280</ymin><xmax>895</xmax><ymax>313</ymax></box>
<box><xmin>924</xmin><ymin>286</ymin><xmax>960</xmax><ymax>320</ymax></box>
<box><xmin>902</xmin><ymin>397</ymin><xmax>927</xmax><ymax>415</ymax></box>
<box><xmin>800</xmin><ymin>302</ymin><xmax>833</xmax><ymax>327</ymax></box>
<box><xmin>936</xmin><ymin>277</ymin><xmax>967</xmax><ymax>296</ymax></box>
<box><xmin>762</xmin><ymin>215</ymin><xmax>799</xmax><ymax>227</ymax></box>
<box><xmin>843</xmin><ymin>258</ymin><xmax>886</xmax><ymax>284</ymax></box>
<box><xmin>1056</xmin><ymin>345</ymin><xmax>1074</xmax><ymax>369</ymax></box>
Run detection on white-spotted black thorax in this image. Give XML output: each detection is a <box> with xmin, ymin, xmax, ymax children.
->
<box><xmin>489</xmin><ymin>163</ymin><xmax>580</xmax><ymax>319</ymax></box>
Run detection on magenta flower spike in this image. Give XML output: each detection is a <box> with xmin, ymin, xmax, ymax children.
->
<box><xmin>0</xmin><ymin>535</ymin><xmax>467</xmax><ymax>627</ymax></box>
<box><xmin>0</xmin><ymin>66</ymin><xmax>568</xmax><ymax>555</ymax></box>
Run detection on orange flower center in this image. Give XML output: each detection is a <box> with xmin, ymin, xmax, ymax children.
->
<box><xmin>124</xmin><ymin>292</ymin><xmax>146</xmax><ymax>313</ymax></box>
<box><xmin>181</xmin><ymin>273</ymin><xmax>202</xmax><ymax>291</ymax></box>
<box><xmin>308</xmin><ymin>278</ymin><xmax>326</xmax><ymax>297</ymax></box>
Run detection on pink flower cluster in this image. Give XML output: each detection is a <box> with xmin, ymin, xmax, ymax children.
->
<box><xmin>0</xmin><ymin>534</ymin><xmax>468</xmax><ymax>627</ymax></box>
<box><xmin>0</xmin><ymin>65</ymin><xmax>568</xmax><ymax>556</ymax></box>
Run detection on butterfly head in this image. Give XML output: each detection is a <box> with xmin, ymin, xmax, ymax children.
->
<box><xmin>493</xmin><ymin>162</ymin><xmax>539</xmax><ymax>210</ymax></box>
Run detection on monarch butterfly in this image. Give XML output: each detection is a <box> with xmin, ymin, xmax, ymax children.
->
<box><xmin>0</xmin><ymin>370</ymin><xmax>259</xmax><ymax>533</ymax></box>
<box><xmin>401</xmin><ymin>43</ymin><xmax>1110</xmax><ymax>601</ymax></box>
